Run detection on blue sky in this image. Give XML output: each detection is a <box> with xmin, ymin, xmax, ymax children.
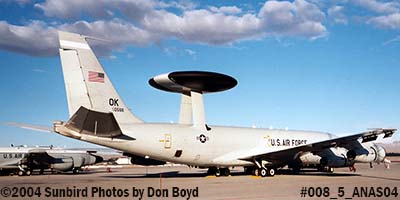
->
<box><xmin>0</xmin><ymin>0</ymin><xmax>399</xmax><ymax>147</ymax></box>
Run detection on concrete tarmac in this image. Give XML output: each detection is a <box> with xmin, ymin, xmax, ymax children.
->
<box><xmin>0</xmin><ymin>159</ymin><xmax>399</xmax><ymax>200</ymax></box>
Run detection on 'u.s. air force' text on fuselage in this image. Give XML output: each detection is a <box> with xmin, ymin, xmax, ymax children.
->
<box><xmin>267</xmin><ymin>138</ymin><xmax>308</xmax><ymax>147</ymax></box>
<box><xmin>2</xmin><ymin>153</ymin><xmax>25</xmax><ymax>159</ymax></box>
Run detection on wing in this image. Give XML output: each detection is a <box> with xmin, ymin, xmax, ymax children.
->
<box><xmin>241</xmin><ymin>128</ymin><xmax>396</xmax><ymax>163</ymax></box>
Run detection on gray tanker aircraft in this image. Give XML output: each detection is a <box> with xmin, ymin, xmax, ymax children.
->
<box><xmin>0</xmin><ymin>146</ymin><xmax>102</xmax><ymax>176</ymax></box>
<box><xmin>21</xmin><ymin>31</ymin><xmax>397</xmax><ymax>177</ymax></box>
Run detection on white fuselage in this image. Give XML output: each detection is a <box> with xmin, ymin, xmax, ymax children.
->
<box><xmin>0</xmin><ymin>147</ymin><xmax>30</xmax><ymax>169</ymax></box>
<box><xmin>63</xmin><ymin>123</ymin><xmax>335</xmax><ymax>167</ymax></box>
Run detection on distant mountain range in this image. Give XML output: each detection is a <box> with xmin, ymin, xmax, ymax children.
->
<box><xmin>378</xmin><ymin>141</ymin><xmax>400</xmax><ymax>156</ymax></box>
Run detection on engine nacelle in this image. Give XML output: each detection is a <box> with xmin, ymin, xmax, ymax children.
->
<box><xmin>79</xmin><ymin>154</ymin><xmax>103</xmax><ymax>166</ymax></box>
<box><xmin>299</xmin><ymin>152</ymin><xmax>321</xmax><ymax>165</ymax></box>
<box><xmin>293</xmin><ymin>143</ymin><xmax>387</xmax><ymax>170</ymax></box>
<box><xmin>320</xmin><ymin>155</ymin><xmax>354</xmax><ymax>167</ymax></box>
<box><xmin>124</xmin><ymin>153</ymin><xmax>166</xmax><ymax>166</ymax></box>
<box><xmin>347</xmin><ymin>144</ymin><xmax>386</xmax><ymax>163</ymax></box>
<box><xmin>51</xmin><ymin>157</ymin><xmax>74</xmax><ymax>171</ymax></box>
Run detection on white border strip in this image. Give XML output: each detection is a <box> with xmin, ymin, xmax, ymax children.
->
<box><xmin>60</xmin><ymin>40</ymin><xmax>90</xmax><ymax>50</ymax></box>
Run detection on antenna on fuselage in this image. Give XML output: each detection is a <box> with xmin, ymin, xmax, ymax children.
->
<box><xmin>148</xmin><ymin>71</ymin><xmax>237</xmax><ymax>131</ymax></box>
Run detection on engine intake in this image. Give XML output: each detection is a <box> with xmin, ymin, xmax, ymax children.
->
<box><xmin>347</xmin><ymin>144</ymin><xmax>386</xmax><ymax>163</ymax></box>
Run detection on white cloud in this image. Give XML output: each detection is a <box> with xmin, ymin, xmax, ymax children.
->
<box><xmin>0</xmin><ymin>0</ymin><xmax>328</xmax><ymax>57</ymax></box>
<box><xmin>0</xmin><ymin>19</ymin><xmax>159</xmax><ymax>57</ymax></box>
<box><xmin>36</xmin><ymin>0</ymin><xmax>327</xmax><ymax>42</ymax></box>
<box><xmin>0</xmin><ymin>20</ymin><xmax>58</xmax><ymax>56</ymax></box>
<box><xmin>59</xmin><ymin>19</ymin><xmax>158</xmax><ymax>46</ymax></box>
<box><xmin>328</xmin><ymin>6</ymin><xmax>348</xmax><ymax>24</ymax></box>
<box><xmin>352</xmin><ymin>0</ymin><xmax>400</xmax><ymax>14</ymax></box>
<box><xmin>258</xmin><ymin>0</ymin><xmax>326</xmax><ymax>37</ymax></box>
<box><xmin>35</xmin><ymin>0</ymin><xmax>160</xmax><ymax>21</ymax></box>
<box><xmin>35</xmin><ymin>0</ymin><xmax>107</xmax><ymax>19</ymax></box>
<box><xmin>350</xmin><ymin>0</ymin><xmax>400</xmax><ymax>30</ymax></box>
<box><xmin>143</xmin><ymin>0</ymin><xmax>327</xmax><ymax>44</ymax></box>
<box><xmin>368</xmin><ymin>13</ymin><xmax>400</xmax><ymax>29</ymax></box>
<box><xmin>142</xmin><ymin>9</ymin><xmax>263</xmax><ymax>44</ymax></box>
<box><xmin>59</xmin><ymin>19</ymin><xmax>162</xmax><ymax>57</ymax></box>
<box><xmin>210</xmin><ymin>6</ymin><xmax>242</xmax><ymax>14</ymax></box>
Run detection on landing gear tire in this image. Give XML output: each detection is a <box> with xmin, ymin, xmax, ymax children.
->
<box><xmin>253</xmin><ymin>168</ymin><xmax>260</xmax><ymax>176</ymax></box>
<box><xmin>207</xmin><ymin>167</ymin><xmax>230</xmax><ymax>177</ymax></box>
<box><xmin>259</xmin><ymin>168</ymin><xmax>275</xmax><ymax>177</ymax></box>
<box><xmin>220</xmin><ymin>168</ymin><xmax>230</xmax><ymax>176</ymax></box>
<box><xmin>328</xmin><ymin>167</ymin><xmax>334</xmax><ymax>173</ymax></box>
<box><xmin>260</xmin><ymin>168</ymin><xmax>267</xmax><ymax>177</ymax></box>
<box><xmin>25</xmin><ymin>170</ymin><xmax>32</xmax><ymax>176</ymax></box>
<box><xmin>73</xmin><ymin>168</ymin><xmax>80</xmax><ymax>174</ymax></box>
<box><xmin>268</xmin><ymin>168</ymin><xmax>275</xmax><ymax>177</ymax></box>
<box><xmin>17</xmin><ymin>170</ymin><xmax>24</xmax><ymax>176</ymax></box>
<box><xmin>215</xmin><ymin>168</ymin><xmax>221</xmax><ymax>177</ymax></box>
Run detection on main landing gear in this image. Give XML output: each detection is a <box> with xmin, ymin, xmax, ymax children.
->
<box><xmin>244</xmin><ymin>166</ymin><xmax>276</xmax><ymax>177</ymax></box>
<box><xmin>17</xmin><ymin>169</ymin><xmax>32</xmax><ymax>176</ymax></box>
<box><xmin>207</xmin><ymin>167</ymin><xmax>230</xmax><ymax>177</ymax></box>
<box><xmin>72</xmin><ymin>168</ymin><xmax>81</xmax><ymax>174</ymax></box>
<box><xmin>254</xmin><ymin>167</ymin><xmax>276</xmax><ymax>177</ymax></box>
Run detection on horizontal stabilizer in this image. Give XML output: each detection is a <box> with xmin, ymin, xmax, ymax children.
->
<box><xmin>66</xmin><ymin>106</ymin><xmax>122</xmax><ymax>138</ymax></box>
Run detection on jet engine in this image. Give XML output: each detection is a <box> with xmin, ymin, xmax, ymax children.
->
<box><xmin>292</xmin><ymin>143</ymin><xmax>389</xmax><ymax>171</ymax></box>
<box><xmin>320</xmin><ymin>154</ymin><xmax>354</xmax><ymax>167</ymax></box>
<box><xmin>79</xmin><ymin>154</ymin><xmax>103</xmax><ymax>166</ymax></box>
<box><xmin>50</xmin><ymin>157</ymin><xmax>74</xmax><ymax>171</ymax></box>
<box><xmin>346</xmin><ymin>143</ymin><xmax>386</xmax><ymax>163</ymax></box>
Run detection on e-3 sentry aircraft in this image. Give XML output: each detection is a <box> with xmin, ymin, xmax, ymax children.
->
<box><xmin>50</xmin><ymin>31</ymin><xmax>396</xmax><ymax>177</ymax></box>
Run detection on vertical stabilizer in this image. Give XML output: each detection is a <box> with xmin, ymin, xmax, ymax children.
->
<box><xmin>58</xmin><ymin>31</ymin><xmax>143</xmax><ymax>124</ymax></box>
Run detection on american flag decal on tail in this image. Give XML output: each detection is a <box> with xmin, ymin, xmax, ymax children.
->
<box><xmin>88</xmin><ymin>71</ymin><xmax>105</xmax><ymax>83</ymax></box>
